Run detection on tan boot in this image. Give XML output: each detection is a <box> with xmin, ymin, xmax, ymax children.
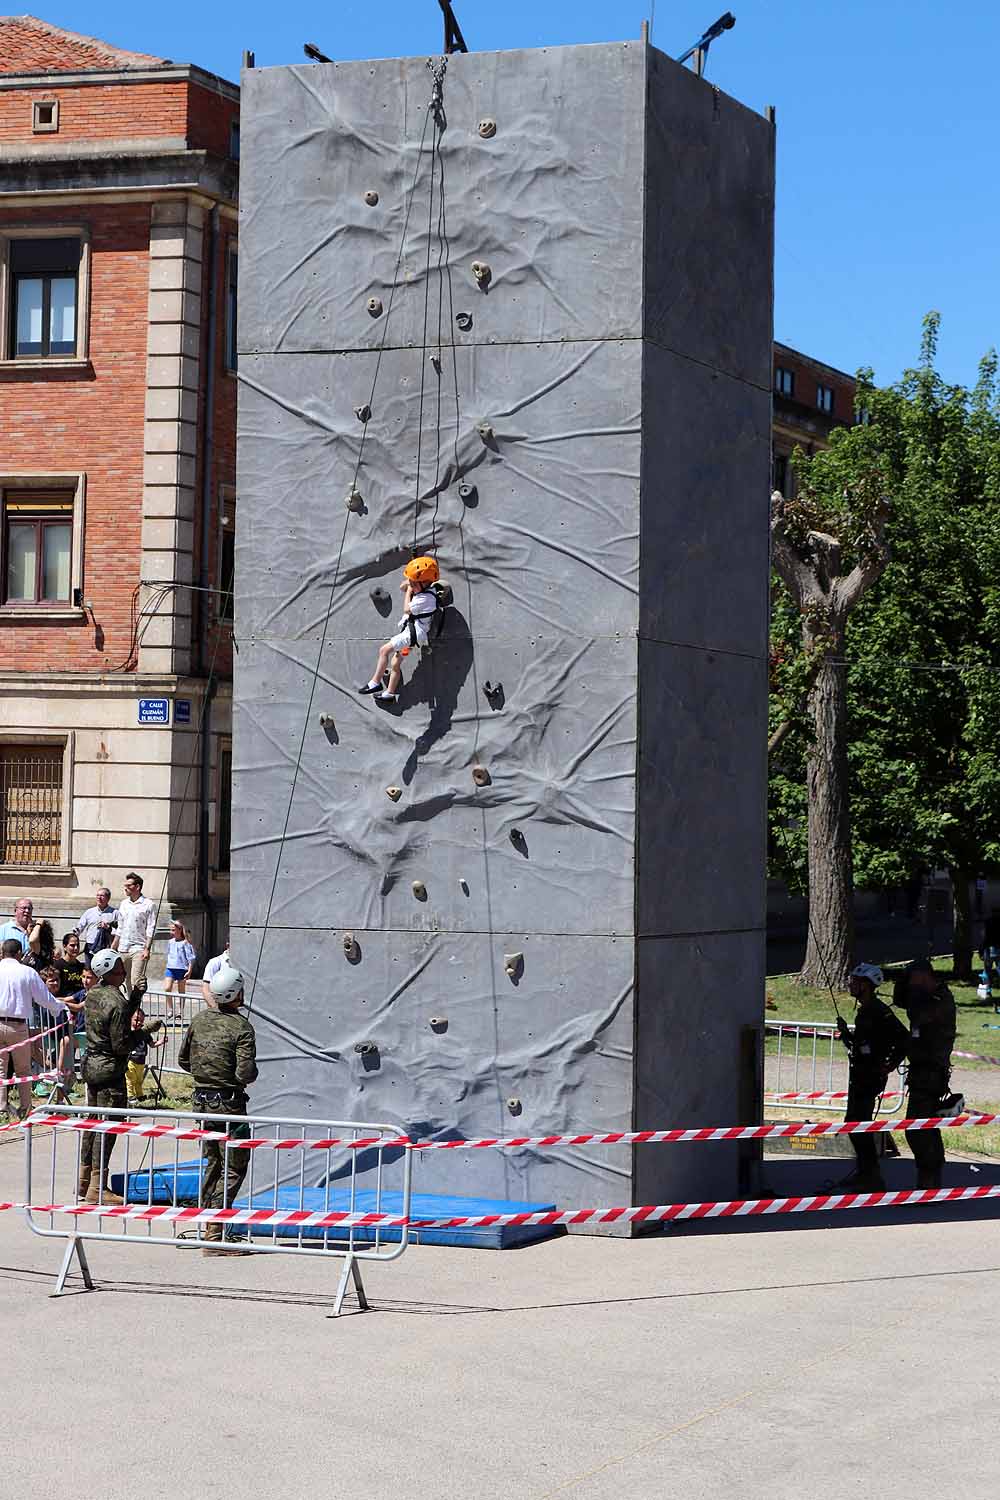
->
<box><xmin>77</xmin><ymin>1165</ymin><xmax>92</xmax><ymax>1200</ymax></box>
<box><xmin>85</xmin><ymin>1173</ymin><xmax>124</xmax><ymax>1206</ymax></box>
<box><xmin>201</xmin><ymin>1221</ymin><xmax>253</xmax><ymax>1256</ymax></box>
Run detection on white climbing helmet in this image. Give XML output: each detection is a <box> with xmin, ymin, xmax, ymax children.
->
<box><xmin>850</xmin><ymin>963</ymin><xmax>883</xmax><ymax>987</ymax></box>
<box><xmin>209</xmin><ymin>964</ymin><xmax>245</xmax><ymax>1006</ymax></box>
<box><xmin>90</xmin><ymin>949</ymin><xmax>123</xmax><ymax>980</ymax></box>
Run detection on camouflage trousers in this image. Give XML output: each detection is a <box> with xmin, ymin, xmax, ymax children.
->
<box><xmin>195</xmin><ymin>1088</ymin><xmax>251</xmax><ymax>1211</ymax></box>
<box><xmin>80</xmin><ymin>1082</ymin><xmax>127</xmax><ymax>1172</ymax></box>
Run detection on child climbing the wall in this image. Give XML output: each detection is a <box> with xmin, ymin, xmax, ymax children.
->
<box><xmin>358</xmin><ymin>556</ymin><xmax>441</xmax><ymax>704</ymax></box>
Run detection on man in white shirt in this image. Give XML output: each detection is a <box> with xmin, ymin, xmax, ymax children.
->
<box><xmin>0</xmin><ymin>938</ymin><xmax>66</xmax><ymax>1117</ymax></box>
<box><xmin>111</xmin><ymin>872</ymin><xmax>155</xmax><ymax>988</ymax></box>
<box><xmin>201</xmin><ymin>946</ymin><xmax>229</xmax><ymax>1009</ymax></box>
<box><xmin>75</xmin><ymin>887</ymin><xmax>118</xmax><ymax>960</ymax></box>
<box><xmin>0</xmin><ymin>897</ymin><xmax>34</xmax><ymax>955</ymax></box>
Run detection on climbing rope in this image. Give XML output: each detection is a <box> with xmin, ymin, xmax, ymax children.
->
<box><xmin>413</xmin><ymin>57</ymin><xmax>448</xmax><ymax>555</ymax></box>
<box><xmin>245</xmin><ymin>62</ymin><xmax>450</xmax><ymax>1016</ymax></box>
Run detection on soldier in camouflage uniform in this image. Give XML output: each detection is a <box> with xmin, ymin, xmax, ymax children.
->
<box><xmin>894</xmin><ymin>957</ymin><xmax>958</xmax><ymax>1189</ymax></box>
<box><xmin>178</xmin><ymin>963</ymin><xmax>258</xmax><ymax>1254</ymax></box>
<box><xmin>80</xmin><ymin>949</ymin><xmax>163</xmax><ymax>1204</ymax></box>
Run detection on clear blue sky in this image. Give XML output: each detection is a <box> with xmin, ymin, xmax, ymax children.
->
<box><xmin>41</xmin><ymin>0</ymin><xmax>998</xmax><ymax>388</ymax></box>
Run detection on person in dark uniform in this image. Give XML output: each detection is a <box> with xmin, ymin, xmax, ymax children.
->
<box><xmin>893</xmin><ymin>958</ymin><xmax>958</xmax><ymax>1188</ymax></box>
<box><xmin>835</xmin><ymin>963</ymin><xmax>909</xmax><ymax>1190</ymax></box>
<box><xmin>178</xmin><ymin>963</ymin><xmax>257</xmax><ymax>1256</ymax></box>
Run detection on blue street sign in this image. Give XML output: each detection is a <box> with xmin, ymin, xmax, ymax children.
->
<box><xmin>138</xmin><ymin>698</ymin><xmax>170</xmax><ymax>725</ymax></box>
<box><xmin>175</xmin><ymin>699</ymin><xmax>192</xmax><ymax>724</ymax></box>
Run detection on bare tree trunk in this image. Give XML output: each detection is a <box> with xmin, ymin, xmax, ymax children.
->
<box><xmin>949</xmin><ymin>867</ymin><xmax>974</xmax><ymax>980</ymax></box>
<box><xmin>800</xmin><ymin>620</ymin><xmax>854</xmax><ymax>987</ymax></box>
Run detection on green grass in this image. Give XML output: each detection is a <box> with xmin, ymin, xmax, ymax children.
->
<box><xmin>765</xmin><ymin>958</ymin><xmax>1000</xmax><ymax>1071</ymax></box>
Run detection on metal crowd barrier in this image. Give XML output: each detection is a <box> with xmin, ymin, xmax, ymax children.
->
<box><xmin>765</xmin><ymin>1019</ymin><xmax>905</xmax><ymax>1117</ymax></box>
<box><xmin>23</xmin><ymin>1102</ymin><xmax>412</xmax><ymax>1314</ymax></box>
<box><xmin>138</xmin><ymin>987</ymin><xmax>209</xmax><ymax>1074</ymax></box>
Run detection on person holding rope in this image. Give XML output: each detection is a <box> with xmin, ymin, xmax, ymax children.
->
<box><xmin>179</xmin><ymin>964</ymin><xmax>258</xmax><ymax>1255</ymax></box>
<box><xmin>835</xmin><ymin>963</ymin><xmax>909</xmax><ymax>1190</ymax></box>
<box><xmin>893</xmin><ymin>958</ymin><xmax>958</xmax><ymax>1189</ymax></box>
<box><xmin>78</xmin><ymin>949</ymin><xmax>162</xmax><ymax>1205</ymax></box>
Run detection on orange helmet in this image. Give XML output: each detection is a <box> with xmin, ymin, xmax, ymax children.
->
<box><xmin>404</xmin><ymin>555</ymin><xmax>439</xmax><ymax>586</ymax></box>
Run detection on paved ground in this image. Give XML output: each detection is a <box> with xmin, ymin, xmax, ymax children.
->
<box><xmin>4</xmin><ymin>1134</ymin><xmax>1000</xmax><ymax>1499</ymax></box>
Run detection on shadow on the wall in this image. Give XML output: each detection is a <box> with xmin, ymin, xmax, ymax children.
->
<box><xmin>400</xmin><ymin>609</ymin><xmax>475</xmax><ymax>785</ymax></box>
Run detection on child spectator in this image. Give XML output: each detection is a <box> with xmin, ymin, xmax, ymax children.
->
<box><xmin>164</xmin><ymin>920</ymin><xmax>197</xmax><ymax>1022</ymax></box>
<box><xmin>126</xmin><ymin>1006</ymin><xmax>166</xmax><ymax>1104</ymax></box>
<box><xmin>42</xmin><ymin>967</ymin><xmax>82</xmax><ymax>1104</ymax></box>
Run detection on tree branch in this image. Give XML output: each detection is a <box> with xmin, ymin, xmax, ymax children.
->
<box><xmin>770</xmin><ymin>491</ymin><xmax>823</xmax><ymax>609</ymax></box>
<box><xmin>835</xmin><ymin>497</ymin><xmax>892</xmax><ymax>613</ymax></box>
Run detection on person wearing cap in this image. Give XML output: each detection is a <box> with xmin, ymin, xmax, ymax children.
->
<box><xmin>893</xmin><ymin>958</ymin><xmax>957</xmax><ymax>1189</ymax></box>
<box><xmin>178</xmin><ymin>964</ymin><xmax>258</xmax><ymax>1255</ymax></box>
<box><xmin>835</xmin><ymin>964</ymin><xmax>909</xmax><ymax>1190</ymax></box>
<box><xmin>78</xmin><ymin>950</ymin><xmax>162</xmax><ymax>1205</ymax></box>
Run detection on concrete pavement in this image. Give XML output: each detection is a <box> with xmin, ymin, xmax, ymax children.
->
<box><xmin>3</xmin><ymin>1131</ymin><xmax>1000</xmax><ymax>1498</ymax></box>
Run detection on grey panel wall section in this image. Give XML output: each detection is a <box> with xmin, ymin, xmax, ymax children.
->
<box><xmin>233</xmin><ymin>41</ymin><xmax>773</xmax><ymax>1217</ymax></box>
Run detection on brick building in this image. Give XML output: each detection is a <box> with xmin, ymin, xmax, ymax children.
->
<box><xmin>771</xmin><ymin>340</ymin><xmax>857</xmax><ymax>495</ymax></box>
<box><xmin>0</xmin><ymin>16</ymin><xmax>238</xmax><ymax>957</ymax></box>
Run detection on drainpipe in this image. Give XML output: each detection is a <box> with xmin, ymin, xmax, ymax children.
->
<box><xmin>197</xmin><ymin>204</ymin><xmax>221</xmax><ymax>956</ymax></box>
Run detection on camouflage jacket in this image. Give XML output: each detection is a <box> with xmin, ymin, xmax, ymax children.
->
<box><xmin>83</xmin><ymin>983</ymin><xmax>160</xmax><ymax>1088</ymax></box>
<box><xmin>178</xmin><ymin>1008</ymin><xmax>258</xmax><ymax>1090</ymax></box>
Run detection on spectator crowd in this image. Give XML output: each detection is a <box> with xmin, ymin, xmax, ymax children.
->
<box><xmin>0</xmin><ymin>873</ymin><xmax>225</xmax><ymax>1121</ymax></box>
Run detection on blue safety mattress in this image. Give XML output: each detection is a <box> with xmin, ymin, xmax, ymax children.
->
<box><xmin>112</xmin><ymin>1162</ymin><xmax>557</xmax><ymax>1248</ymax></box>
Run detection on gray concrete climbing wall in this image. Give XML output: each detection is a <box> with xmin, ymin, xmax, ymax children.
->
<box><xmin>232</xmin><ymin>40</ymin><xmax>774</xmax><ymax>1214</ymax></box>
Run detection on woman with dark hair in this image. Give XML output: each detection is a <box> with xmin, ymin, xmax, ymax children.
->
<box><xmin>24</xmin><ymin>919</ymin><xmax>58</xmax><ymax>1078</ymax></box>
<box><xmin>25</xmin><ymin>919</ymin><xmax>56</xmax><ymax>972</ymax></box>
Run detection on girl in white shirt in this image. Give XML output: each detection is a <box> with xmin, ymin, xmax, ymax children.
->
<box><xmin>358</xmin><ymin>559</ymin><xmax>440</xmax><ymax>704</ymax></box>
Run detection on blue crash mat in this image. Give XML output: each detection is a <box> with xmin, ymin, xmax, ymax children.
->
<box><xmin>112</xmin><ymin>1161</ymin><xmax>558</xmax><ymax>1247</ymax></box>
<box><xmin>233</xmin><ymin>1185</ymin><xmax>559</xmax><ymax>1250</ymax></box>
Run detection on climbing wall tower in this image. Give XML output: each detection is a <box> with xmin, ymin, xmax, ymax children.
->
<box><xmin>234</xmin><ymin>40</ymin><xmax>774</xmax><ymax>1213</ymax></box>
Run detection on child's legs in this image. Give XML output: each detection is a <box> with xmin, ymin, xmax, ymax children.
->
<box><xmin>369</xmin><ymin>642</ymin><xmax>393</xmax><ymax>683</ymax></box>
<box><xmin>126</xmin><ymin>1060</ymin><xmax>145</xmax><ymax>1099</ymax></box>
<box><xmin>385</xmin><ymin>651</ymin><xmax>404</xmax><ymax>693</ymax></box>
<box><xmin>164</xmin><ymin>975</ymin><xmax>175</xmax><ymax>1014</ymax></box>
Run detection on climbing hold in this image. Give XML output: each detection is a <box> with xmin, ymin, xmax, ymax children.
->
<box><xmin>412</xmin><ymin>880</ymin><xmax>428</xmax><ymax>901</ymax></box>
<box><xmin>318</xmin><ymin>713</ymin><xmax>335</xmax><ymax>729</ymax></box>
<box><xmin>370</xmin><ymin>586</ymin><xmax>390</xmax><ymax>607</ymax></box>
<box><xmin>510</xmin><ymin>828</ymin><xmax>525</xmax><ymax>847</ymax></box>
<box><xmin>471</xmin><ymin>261</ymin><xmax>492</xmax><ymax>290</ymax></box>
<box><xmin>363</xmin><ymin>189</ymin><xmax>379</xmax><ymax>206</ymax></box>
<box><xmin>429</xmin><ymin>1016</ymin><xmax>448</xmax><ymax>1031</ymax></box>
<box><xmin>477</xmin><ymin>422</ymin><xmax>495</xmax><ymax>443</ymax></box>
<box><xmin>504</xmin><ymin>951</ymin><xmax>524</xmax><ymax>980</ymax></box>
<box><xmin>484</xmin><ymin>680</ymin><xmax>505</xmax><ymax>709</ymax></box>
<box><xmin>506</xmin><ymin>1097</ymin><xmax>522</xmax><ymax>1116</ymax></box>
<box><xmin>345</xmin><ymin>487</ymin><xmax>365</xmax><ymax>513</ymax></box>
<box><xmin>354</xmin><ymin>1041</ymin><xmax>378</xmax><ymax>1056</ymax></box>
<box><xmin>455</xmin><ymin>311</ymin><xmax>473</xmax><ymax>331</ymax></box>
<box><xmin>366</xmin><ymin>297</ymin><xmax>383</xmax><ymax>317</ymax></box>
<box><xmin>354</xmin><ymin>403</ymin><xmax>372</xmax><ymax>423</ymax></box>
<box><xmin>458</xmin><ymin>482</ymin><xmax>477</xmax><ymax>504</ymax></box>
<box><xmin>429</xmin><ymin>352</ymin><xmax>442</xmax><ymax>373</ymax></box>
<box><xmin>385</xmin><ymin>785</ymin><xmax>402</xmax><ymax>801</ymax></box>
<box><xmin>343</xmin><ymin>932</ymin><xmax>359</xmax><ymax>959</ymax></box>
<box><xmin>472</xmin><ymin>766</ymin><xmax>491</xmax><ymax>787</ymax></box>
<box><xmin>458</xmin><ymin>878</ymin><xmax>470</xmax><ymax>896</ymax></box>
<box><xmin>478</xmin><ymin>118</ymin><xmax>497</xmax><ymax>139</ymax></box>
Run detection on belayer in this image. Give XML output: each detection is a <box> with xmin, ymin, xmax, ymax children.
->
<box><xmin>893</xmin><ymin>957</ymin><xmax>960</xmax><ymax>1189</ymax></box>
<box><xmin>358</xmin><ymin>556</ymin><xmax>451</xmax><ymax>704</ymax></box>
<box><xmin>835</xmin><ymin>963</ymin><xmax>909</xmax><ymax>1191</ymax></box>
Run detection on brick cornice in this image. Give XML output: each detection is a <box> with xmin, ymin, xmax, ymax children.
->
<box><xmin>0</xmin><ymin>64</ymin><xmax>238</xmax><ymax>100</ymax></box>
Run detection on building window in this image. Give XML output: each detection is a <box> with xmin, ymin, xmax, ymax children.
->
<box><xmin>229</xmin><ymin>121</ymin><xmax>240</xmax><ymax>161</ymax></box>
<box><xmin>9</xmin><ymin>237</ymin><xmax>80</xmax><ymax>358</ymax></box>
<box><xmin>217</xmin><ymin>745</ymin><xmax>232</xmax><ymax>873</ymax></box>
<box><xmin>225</xmin><ymin>244</ymin><xmax>238</xmax><ymax>372</ymax></box>
<box><xmin>0</xmin><ymin>742</ymin><xmax>64</xmax><ymax>867</ymax></box>
<box><xmin>219</xmin><ymin>493</ymin><xmax>235</xmax><ymax>621</ymax></box>
<box><xmin>774</xmin><ymin>366</ymin><xmax>794</xmax><ymax>397</ymax></box>
<box><xmin>854</xmin><ymin>407</ymin><xmax>871</xmax><ymax>426</ymax></box>
<box><xmin>32</xmin><ymin>99</ymin><xmax>59</xmax><ymax>134</ymax></box>
<box><xmin>817</xmin><ymin>384</ymin><xmax>834</xmax><ymax>414</ymax></box>
<box><xmin>2</xmin><ymin>490</ymin><xmax>74</xmax><ymax>605</ymax></box>
<box><xmin>773</xmin><ymin>453</ymin><xmax>789</xmax><ymax>497</ymax></box>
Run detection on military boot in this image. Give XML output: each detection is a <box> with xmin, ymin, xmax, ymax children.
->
<box><xmin>85</xmin><ymin>1173</ymin><xmax>124</xmax><ymax>1206</ymax></box>
<box><xmin>202</xmin><ymin>1222</ymin><xmax>253</xmax><ymax>1256</ymax></box>
<box><xmin>77</xmin><ymin>1164</ymin><xmax>92</xmax><ymax>1199</ymax></box>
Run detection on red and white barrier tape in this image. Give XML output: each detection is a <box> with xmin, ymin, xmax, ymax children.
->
<box><xmin>953</xmin><ymin>1050</ymin><xmax>1000</xmax><ymax>1067</ymax></box>
<box><xmin>9</xmin><ymin>1111</ymin><xmax>1000</xmax><ymax>1151</ymax></box>
<box><xmin>765</xmin><ymin>1090</ymin><xmax>904</xmax><ymax>1103</ymax></box>
<box><xmin>1</xmin><ymin>1072</ymin><xmax>59</xmax><ymax>1087</ymax></box>
<box><xmin>5</xmin><ymin>1183</ymin><xmax>1000</xmax><ymax>1229</ymax></box>
<box><xmin>0</xmin><ymin>1020</ymin><xmax>65</xmax><ymax>1059</ymax></box>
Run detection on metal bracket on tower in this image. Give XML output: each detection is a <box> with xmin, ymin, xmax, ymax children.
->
<box><xmin>437</xmin><ymin>0</ymin><xmax>469</xmax><ymax>54</ymax></box>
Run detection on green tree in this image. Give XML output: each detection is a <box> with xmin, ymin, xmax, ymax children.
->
<box><xmin>770</xmin><ymin>315</ymin><xmax>1000</xmax><ymax>981</ymax></box>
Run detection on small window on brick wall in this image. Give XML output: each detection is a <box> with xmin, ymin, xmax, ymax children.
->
<box><xmin>2</xmin><ymin>490</ymin><xmax>74</xmax><ymax>605</ymax></box>
<box><xmin>817</xmin><ymin>383</ymin><xmax>834</xmax><ymax>414</ymax></box>
<box><xmin>225</xmin><ymin>244</ymin><xmax>238</xmax><ymax>372</ymax></box>
<box><xmin>0</xmin><ymin>742</ymin><xmax>65</xmax><ymax>867</ymax></box>
<box><xmin>32</xmin><ymin>99</ymin><xmax>59</xmax><ymax>133</ymax></box>
<box><xmin>217</xmin><ymin>745</ymin><xmax>232</xmax><ymax>874</ymax></box>
<box><xmin>9</xmin><ymin>236</ymin><xmax>80</xmax><ymax>358</ymax></box>
<box><xmin>774</xmin><ymin>366</ymin><xmax>795</xmax><ymax>397</ymax></box>
<box><xmin>219</xmin><ymin>493</ymin><xmax>235</xmax><ymax>621</ymax></box>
